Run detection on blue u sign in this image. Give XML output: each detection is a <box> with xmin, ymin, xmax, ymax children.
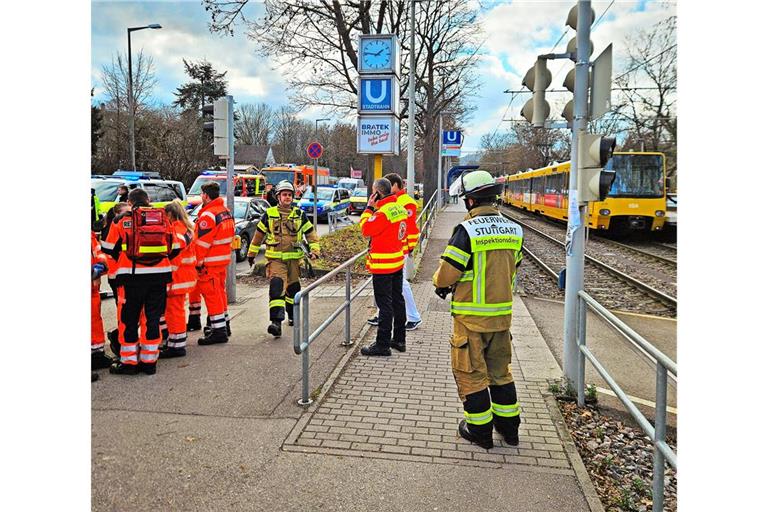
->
<box><xmin>360</xmin><ymin>78</ymin><xmax>393</xmax><ymax>112</ymax></box>
<box><xmin>442</xmin><ymin>130</ymin><xmax>462</xmax><ymax>146</ymax></box>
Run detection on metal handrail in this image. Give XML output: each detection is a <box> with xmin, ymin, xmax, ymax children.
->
<box><xmin>576</xmin><ymin>290</ymin><xmax>677</xmax><ymax>512</ymax></box>
<box><xmin>413</xmin><ymin>189</ymin><xmax>439</xmax><ymax>255</ymax></box>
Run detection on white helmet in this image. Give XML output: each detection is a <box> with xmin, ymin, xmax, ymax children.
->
<box><xmin>275</xmin><ymin>180</ymin><xmax>295</xmax><ymax>195</ymax></box>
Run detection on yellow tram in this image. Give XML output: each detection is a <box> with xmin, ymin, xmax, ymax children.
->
<box><xmin>499</xmin><ymin>152</ymin><xmax>669</xmax><ymax>234</ymax></box>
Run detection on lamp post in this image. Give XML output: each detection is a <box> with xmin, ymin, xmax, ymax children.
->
<box><xmin>407</xmin><ymin>0</ymin><xmax>417</xmax><ymax>198</ymax></box>
<box><xmin>313</xmin><ymin>118</ymin><xmax>330</xmax><ymax>226</ymax></box>
<box><xmin>127</xmin><ymin>23</ymin><xmax>162</xmax><ymax>171</ymax></box>
<box><xmin>437</xmin><ymin>110</ymin><xmax>456</xmax><ymax>209</ymax></box>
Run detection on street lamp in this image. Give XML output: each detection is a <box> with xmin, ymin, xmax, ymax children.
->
<box><xmin>313</xmin><ymin>118</ymin><xmax>331</xmax><ymax>226</ymax></box>
<box><xmin>127</xmin><ymin>23</ymin><xmax>162</xmax><ymax>171</ymax></box>
<box><xmin>437</xmin><ymin>110</ymin><xmax>457</xmax><ymax>208</ymax></box>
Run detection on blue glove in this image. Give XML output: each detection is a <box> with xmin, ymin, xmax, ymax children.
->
<box><xmin>92</xmin><ymin>263</ymin><xmax>107</xmax><ymax>279</ymax></box>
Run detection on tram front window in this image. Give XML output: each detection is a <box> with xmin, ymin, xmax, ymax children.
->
<box><xmin>605</xmin><ymin>154</ymin><xmax>664</xmax><ymax>198</ymax></box>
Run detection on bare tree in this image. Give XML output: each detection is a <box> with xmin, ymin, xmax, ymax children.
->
<box><xmin>202</xmin><ymin>0</ymin><xmax>482</xmax><ymax>199</ymax></box>
<box><xmin>614</xmin><ymin>16</ymin><xmax>677</xmax><ymax>178</ymax></box>
<box><xmin>235</xmin><ymin>103</ymin><xmax>275</xmax><ymax>145</ymax></box>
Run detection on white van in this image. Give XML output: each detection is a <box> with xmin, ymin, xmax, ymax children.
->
<box><xmin>338</xmin><ymin>177</ymin><xmax>365</xmax><ymax>191</ymax></box>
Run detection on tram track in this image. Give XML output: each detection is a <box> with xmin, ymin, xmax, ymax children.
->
<box><xmin>503</xmin><ymin>210</ymin><xmax>677</xmax><ymax>318</ymax></box>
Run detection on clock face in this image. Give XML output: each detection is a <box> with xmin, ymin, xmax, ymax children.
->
<box><xmin>362</xmin><ymin>39</ymin><xmax>392</xmax><ymax>70</ymax></box>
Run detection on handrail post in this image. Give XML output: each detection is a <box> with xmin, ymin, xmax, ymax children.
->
<box><xmin>298</xmin><ymin>296</ymin><xmax>313</xmax><ymax>406</ymax></box>
<box><xmin>652</xmin><ymin>363</ymin><xmax>668</xmax><ymax>512</ymax></box>
<box><xmin>577</xmin><ymin>295</ymin><xmax>586</xmax><ymax>406</ymax></box>
<box><xmin>342</xmin><ymin>266</ymin><xmax>353</xmax><ymax>346</ymax></box>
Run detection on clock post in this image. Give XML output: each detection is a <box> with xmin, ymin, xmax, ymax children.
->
<box><xmin>356</xmin><ymin>34</ymin><xmax>401</xmax><ymax>183</ymax></box>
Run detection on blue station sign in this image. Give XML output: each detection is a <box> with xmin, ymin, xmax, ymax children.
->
<box><xmin>441</xmin><ymin>130</ymin><xmax>463</xmax><ymax>157</ymax></box>
<box><xmin>358</xmin><ymin>75</ymin><xmax>399</xmax><ymax>115</ymax></box>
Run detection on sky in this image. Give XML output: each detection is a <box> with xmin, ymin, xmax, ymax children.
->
<box><xmin>91</xmin><ymin>0</ymin><xmax>676</xmax><ymax>158</ymax></box>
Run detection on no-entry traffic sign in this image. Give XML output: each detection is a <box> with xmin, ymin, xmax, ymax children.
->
<box><xmin>307</xmin><ymin>142</ymin><xmax>324</xmax><ymax>159</ymax></box>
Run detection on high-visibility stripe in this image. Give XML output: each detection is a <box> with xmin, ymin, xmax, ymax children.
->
<box><xmin>450</xmin><ymin>303</ymin><xmax>513</xmax><ymax>316</ymax></box>
<box><xmin>213</xmin><ymin>237</ymin><xmax>234</xmax><ymax>245</ymax></box>
<box><xmin>172</xmin><ymin>243</ymin><xmax>181</xmax><ymax>249</ymax></box>
<box><xmin>442</xmin><ymin>246</ymin><xmax>470</xmax><ymax>266</ymax></box>
<box><xmin>367</xmin><ymin>260</ymin><xmax>404</xmax><ymax>270</ymax></box>
<box><xmin>101</xmin><ymin>241</ymin><xmax>115</xmax><ymax>250</ymax></box>
<box><xmin>270</xmin><ymin>299</ymin><xmax>285</xmax><ymax>308</ymax></box>
<box><xmin>491</xmin><ymin>402</ymin><xmax>521</xmax><ymax>417</ymax></box>
<box><xmin>265</xmin><ymin>250</ymin><xmax>303</xmax><ymax>260</ymax></box>
<box><xmin>285</xmin><ymin>296</ymin><xmax>294</xmax><ymax>305</ymax></box>
<box><xmin>369</xmin><ymin>250</ymin><xmax>404</xmax><ymax>259</ymax></box>
<box><xmin>121</xmin><ymin>244</ymin><xmax>128</xmax><ymax>250</ymax></box>
<box><xmin>167</xmin><ymin>339</ymin><xmax>187</xmax><ymax>348</ymax></box>
<box><xmin>171</xmin><ymin>265</ymin><xmax>179</xmax><ymax>271</ymax></box>
<box><xmin>474</xmin><ymin>251</ymin><xmax>485</xmax><ymax>304</ymax></box>
<box><xmin>170</xmin><ymin>281</ymin><xmax>196</xmax><ymax>291</ymax></box>
<box><xmin>464</xmin><ymin>408</ymin><xmax>493</xmax><ymax>425</ymax></box>
<box><xmin>458</xmin><ymin>271</ymin><xmax>474</xmax><ymax>282</ymax></box>
<box><xmin>201</xmin><ymin>211</ymin><xmax>216</xmax><ymax>220</ymax></box>
<box><xmin>142</xmin><ymin>343</ymin><xmax>161</xmax><ymax>352</ymax></box>
<box><xmin>115</xmin><ymin>266</ymin><xmax>172</xmax><ymax>275</ymax></box>
<box><xmin>196</xmin><ymin>240</ymin><xmax>212</xmax><ymax>248</ymax></box>
<box><xmin>181</xmin><ymin>257</ymin><xmax>196</xmax><ymax>265</ymax></box>
<box><xmin>138</xmin><ymin>245</ymin><xmax>169</xmax><ymax>254</ymax></box>
<box><xmin>203</xmin><ymin>255</ymin><xmax>231</xmax><ymax>263</ymax></box>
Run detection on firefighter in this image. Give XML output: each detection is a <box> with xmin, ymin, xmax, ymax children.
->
<box><xmin>102</xmin><ymin>188</ymin><xmax>178</xmax><ymax>375</ymax></box>
<box><xmin>160</xmin><ymin>201</ymin><xmax>197</xmax><ymax>358</ymax></box>
<box><xmin>194</xmin><ymin>181</ymin><xmax>236</xmax><ymax>345</ymax></box>
<box><xmin>91</xmin><ymin>231</ymin><xmax>113</xmax><ymax>371</ymax></box>
<box><xmin>359</xmin><ymin>178</ymin><xmax>409</xmax><ymax>356</ymax></box>
<box><xmin>246</xmin><ymin>180</ymin><xmax>320</xmax><ymax>338</ymax></box>
<box><xmin>432</xmin><ymin>170</ymin><xmax>524</xmax><ymax>449</ymax></box>
<box><xmin>367</xmin><ymin>173</ymin><xmax>422</xmax><ymax>333</ymax></box>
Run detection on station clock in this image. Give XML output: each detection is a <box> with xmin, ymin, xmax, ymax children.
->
<box><xmin>358</xmin><ymin>34</ymin><xmax>399</xmax><ymax>76</ymax></box>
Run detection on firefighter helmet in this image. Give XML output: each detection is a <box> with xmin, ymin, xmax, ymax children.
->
<box><xmin>458</xmin><ymin>170</ymin><xmax>503</xmax><ymax>199</ymax></box>
<box><xmin>275</xmin><ymin>180</ymin><xmax>295</xmax><ymax>195</ymax></box>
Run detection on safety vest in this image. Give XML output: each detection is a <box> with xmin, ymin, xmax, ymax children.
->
<box><xmin>448</xmin><ymin>214</ymin><xmax>523</xmax><ymax>317</ymax></box>
<box><xmin>360</xmin><ymin>195</ymin><xmax>408</xmax><ymax>274</ymax></box>
<box><xmin>260</xmin><ymin>206</ymin><xmax>315</xmax><ymax>260</ymax></box>
<box><xmin>394</xmin><ymin>190</ymin><xmax>420</xmax><ymax>253</ymax></box>
<box><xmin>195</xmin><ymin>197</ymin><xmax>235</xmax><ymax>269</ymax></box>
<box><xmin>168</xmin><ymin>220</ymin><xmax>197</xmax><ymax>295</ymax></box>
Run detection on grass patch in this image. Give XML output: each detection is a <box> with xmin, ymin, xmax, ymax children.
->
<box><xmin>314</xmin><ymin>223</ymin><xmax>368</xmax><ymax>273</ymax></box>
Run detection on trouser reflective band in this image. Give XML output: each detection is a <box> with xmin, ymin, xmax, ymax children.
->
<box><xmin>166</xmin><ymin>332</ymin><xmax>187</xmax><ymax>349</ymax></box>
<box><xmin>270</xmin><ymin>299</ymin><xmax>285</xmax><ymax>309</ymax></box>
<box><xmin>140</xmin><ymin>340</ymin><xmax>161</xmax><ymax>363</ymax></box>
<box><xmin>120</xmin><ymin>343</ymin><xmax>139</xmax><ymax>365</ymax></box>
<box><xmin>210</xmin><ymin>313</ymin><xmax>227</xmax><ymax>329</ymax></box>
<box><xmin>285</xmin><ymin>296</ymin><xmax>294</xmax><ymax>305</ymax></box>
<box><xmin>491</xmin><ymin>402</ymin><xmax>520</xmax><ymax>417</ymax></box>
<box><xmin>463</xmin><ymin>407</ymin><xmax>493</xmax><ymax>425</ymax></box>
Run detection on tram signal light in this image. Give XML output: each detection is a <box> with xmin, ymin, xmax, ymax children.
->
<box><xmin>577</xmin><ymin>133</ymin><xmax>616</xmax><ymax>202</ymax></box>
<box><xmin>202</xmin><ymin>98</ymin><xmax>230</xmax><ymax>157</ymax></box>
<box><xmin>566</xmin><ymin>4</ymin><xmax>595</xmax><ymax>30</ymax></box>
<box><xmin>521</xmin><ymin>58</ymin><xmax>551</xmax><ymax>127</ymax></box>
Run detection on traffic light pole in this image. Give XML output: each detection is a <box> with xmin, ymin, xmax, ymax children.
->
<box><xmin>225</xmin><ymin>95</ymin><xmax>236</xmax><ymax>304</ymax></box>
<box><xmin>562</xmin><ymin>0</ymin><xmax>591</xmax><ymax>388</ymax></box>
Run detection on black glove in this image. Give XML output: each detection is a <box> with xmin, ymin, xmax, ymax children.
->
<box><xmin>434</xmin><ymin>287</ymin><xmax>452</xmax><ymax>300</ymax></box>
<box><xmin>248</xmin><ymin>255</ymin><xmax>255</xmax><ymax>266</ymax></box>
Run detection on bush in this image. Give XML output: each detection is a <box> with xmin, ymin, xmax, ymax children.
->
<box><xmin>314</xmin><ymin>223</ymin><xmax>368</xmax><ymax>273</ymax></box>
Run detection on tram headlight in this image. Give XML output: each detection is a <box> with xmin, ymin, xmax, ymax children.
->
<box><xmin>599</xmin><ymin>209</ymin><xmax>611</xmax><ymax>216</ymax></box>
<box><xmin>655</xmin><ymin>210</ymin><xmax>665</xmax><ymax>217</ymax></box>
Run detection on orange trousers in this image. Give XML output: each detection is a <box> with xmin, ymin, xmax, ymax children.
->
<box><xmin>165</xmin><ymin>293</ymin><xmax>188</xmax><ymax>349</ymax></box>
<box><xmin>91</xmin><ymin>283</ymin><xmax>105</xmax><ymax>353</ymax></box>
<box><xmin>198</xmin><ymin>267</ymin><xmax>228</xmax><ymax>329</ymax></box>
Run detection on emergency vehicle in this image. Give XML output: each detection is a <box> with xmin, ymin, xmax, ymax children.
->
<box><xmin>186</xmin><ymin>166</ymin><xmax>266</xmax><ymax>210</ymax></box>
<box><xmin>91</xmin><ymin>170</ymin><xmax>187</xmax><ymax>216</ymax></box>
<box><xmin>297</xmin><ymin>186</ymin><xmax>350</xmax><ymax>222</ymax></box>
<box><xmin>260</xmin><ymin>164</ymin><xmax>330</xmax><ymax>197</ymax></box>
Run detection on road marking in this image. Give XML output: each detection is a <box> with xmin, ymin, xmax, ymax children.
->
<box><xmin>595</xmin><ymin>386</ymin><xmax>677</xmax><ymax>415</ymax></box>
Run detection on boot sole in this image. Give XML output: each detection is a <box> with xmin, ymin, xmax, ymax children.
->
<box><xmin>458</xmin><ymin>424</ymin><xmax>494</xmax><ymax>449</ymax></box>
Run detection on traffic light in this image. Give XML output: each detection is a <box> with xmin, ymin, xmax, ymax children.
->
<box><xmin>561</xmin><ymin>3</ymin><xmax>595</xmax><ymax>126</ymax></box>
<box><xmin>202</xmin><ymin>97</ymin><xmax>230</xmax><ymax>157</ymax></box>
<box><xmin>577</xmin><ymin>133</ymin><xmax>616</xmax><ymax>202</ymax></box>
<box><xmin>521</xmin><ymin>57</ymin><xmax>551</xmax><ymax>127</ymax></box>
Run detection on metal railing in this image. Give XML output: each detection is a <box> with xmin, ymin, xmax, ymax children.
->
<box><xmin>577</xmin><ymin>290</ymin><xmax>677</xmax><ymax>512</ymax></box>
<box><xmin>292</xmin><ymin>248</ymin><xmax>371</xmax><ymax>406</ymax></box>
<box><xmin>327</xmin><ymin>209</ymin><xmax>352</xmax><ymax>233</ymax></box>
<box><xmin>414</xmin><ymin>189</ymin><xmax>439</xmax><ymax>254</ymax></box>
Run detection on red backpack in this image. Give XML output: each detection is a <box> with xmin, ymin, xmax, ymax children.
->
<box><xmin>126</xmin><ymin>207</ymin><xmax>172</xmax><ymax>264</ymax></box>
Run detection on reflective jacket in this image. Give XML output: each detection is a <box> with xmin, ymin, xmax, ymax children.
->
<box><xmin>168</xmin><ymin>220</ymin><xmax>197</xmax><ymax>295</ymax></box>
<box><xmin>360</xmin><ymin>194</ymin><xmax>408</xmax><ymax>274</ymax></box>
<box><xmin>432</xmin><ymin>205</ymin><xmax>523</xmax><ymax>332</ymax></box>
<box><xmin>91</xmin><ymin>231</ymin><xmax>107</xmax><ymax>267</ymax></box>
<box><xmin>101</xmin><ymin>208</ymin><xmax>176</xmax><ymax>285</ymax></box>
<box><xmin>247</xmin><ymin>205</ymin><xmax>320</xmax><ymax>261</ymax></box>
<box><xmin>394</xmin><ymin>190</ymin><xmax>420</xmax><ymax>254</ymax></box>
<box><xmin>194</xmin><ymin>197</ymin><xmax>235</xmax><ymax>269</ymax></box>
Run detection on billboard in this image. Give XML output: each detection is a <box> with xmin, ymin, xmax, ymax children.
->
<box><xmin>357</xmin><ymin>116</ymin><xmax>400</xmax><ymax>155</ymax></box>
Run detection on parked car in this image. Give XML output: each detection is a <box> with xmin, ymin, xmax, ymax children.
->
<box><xmin>190</xmin><ymin>196</ymin><xmax>268</xmax><ymax>262</ymax></box>
<box><xmin>348</xmin><ymin>187</ymin><xmax>368</xmax><ymax>215</ymax></box>
<box><xmin>91</xmin><ymin>170</ymin><xmax>187</xmax><ymax>216</ymax></box>
<box><xmin>297</xmin><ymin>186</ymin><xmax>350</xmax><ymax>222</ymax></box>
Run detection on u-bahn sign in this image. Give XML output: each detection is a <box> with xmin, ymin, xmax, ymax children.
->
<box><xmin>357</xmin><ymin>116</ymin><xmax>400</xmax><ymax>155</ymax></box>
<box><xmin>441</xmin><ymin>130</ymin><xmax>463</xmax><ymax>157</ymax></box>
<box><xmin>358</xmin><ymin>76</ymin><xmax>399</xmax><ymax>114</ymax></box>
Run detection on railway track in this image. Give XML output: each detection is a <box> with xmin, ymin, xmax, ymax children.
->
<box><xmin>502</xmin><ymin>210</ymin><xmax>677</xmax><ymax>318</ymax></box>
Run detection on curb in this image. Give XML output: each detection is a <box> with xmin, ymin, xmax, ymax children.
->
<box><xmin>545</xmin><ymin>393</ymin><xmax>606</xmax><ymax>512</ymax></box>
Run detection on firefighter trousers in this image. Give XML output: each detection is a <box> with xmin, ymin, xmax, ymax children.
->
<box><xmin>119</xmin><ymin>282</ymin><xmax>167</xmax><ymax>366</ymax></box>
<box><xmin>266</xmin><ymin>259</ymin><xmax>301</xmax><ymax>322</ymax></box>
<box><xmin>449</xmin><ymin>318</ymin><xmax>521</xmax><ymax>437</ymax></box>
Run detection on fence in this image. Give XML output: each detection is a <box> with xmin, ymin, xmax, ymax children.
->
<box><xmin>577</xmin><ymin>290</ymin><xmax>677</xmax><ymax>512</ymax></box>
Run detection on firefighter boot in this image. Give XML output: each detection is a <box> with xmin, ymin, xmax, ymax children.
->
<box><xmin>198</xmin><ymin>327</ymin><xmax>229</xmax><ymax>345</ymax></box>
<box><xmin>159</xmin><ymin>347</ymin><xmax>187</xmax><ymax>359</ymax></box>
<box><xmin>458</xmin><ymin>420</ymin><xmax>494</xmax><ymax>450</ymax></box>
<box><xmin>361</xmin><ymin>342</ymin><xmax>391</xmax><ymax>357</ymax></box>
<box><xmin>139</xmin><ymin>362</ymin><xmax>157</xmax><ymax>375</ymax></box>
<box><xmin>91</xmin><ymin>351</ymin><xmax>114</xmax><ymax>370</ymax></box>
<box><xmin>91</xmin><ymin>372</ymin><xmax>99</xmax><ymax>382</ymax></box>
<box><xmin>186</xmin><ymin>315</ymin><xmax>202</xmax><ymax>332</ymax></box>
<box><xmin>267</xmin><ymin>321</ymin><xmax>282</xmax><ymax>338</ymax></box>
<box><xmin>390</xmin><ymin>340</ymin><xmax>406</xmax><ymax>353</ymax></box>
<box><xmin>109</xmin><ymin>362</ymin><xmax>140</xmax><ymax>375</ymax></box>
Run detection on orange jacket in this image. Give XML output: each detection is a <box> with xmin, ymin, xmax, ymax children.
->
<box><xmin>168</xmin><ymin>220</ymin><xmax>197</xmax><ymax>295</ymax></box>
<box><xmin>194</xmin><ymin>197</ymin><xmax>235</xmax><ymax>269</ymax></box>
<box><xmin>91</xmin><ymin>231</ymin><xmax>107</xmax><ymax>267</ymax></box>
<box><xmin>360</xmin><ymin>194</ymin><xmax>409</xmax><ymax>274</ymax></box>
<box><xmin>394</xmin><ymin>190</ymin><xmax>420</xmax><ymax>254</ymax></box>
<box><xmin>102</xmin><ymin>209</ymin><xmax>175</xmax><ymax>284</ymax></box>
